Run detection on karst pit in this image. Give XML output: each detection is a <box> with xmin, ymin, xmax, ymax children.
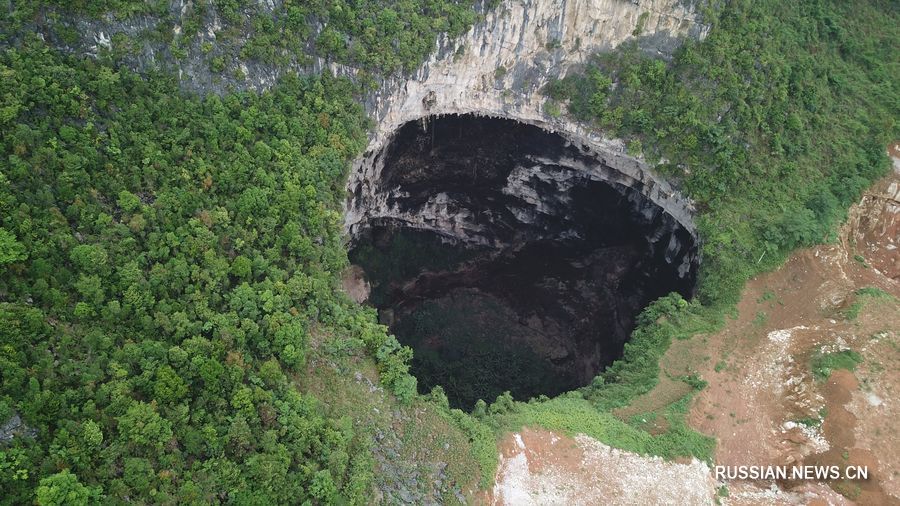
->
<box><xmin>346</xmin><ymin>114</ymin><xmax>699</xmax><ymax>409</ymax></box>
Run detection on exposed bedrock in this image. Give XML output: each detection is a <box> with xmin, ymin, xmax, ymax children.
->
<box><xmin>348</xmin><ymin>115</ymin><xmax>698</xmax><ymax>409</ymax></box>
<box><xmin>343</xmin><ymin>0</ymin><xmax>708</xmax><ymax>409</ymax></box>
<box><xmin>347</xmin><ymin>0</ymin><xmax>708</xmax><ymax>239</ymax></box>
<box><xmin>350</xmin><ymin>115</ymin><xmax>698</xmax><ymax>273</ymax></box>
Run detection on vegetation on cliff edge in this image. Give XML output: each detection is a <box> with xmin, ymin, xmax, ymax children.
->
<box><xmin>0</xmin><ymin>0</ymin><xmax>897</xmax><ymax>503</ymax></box>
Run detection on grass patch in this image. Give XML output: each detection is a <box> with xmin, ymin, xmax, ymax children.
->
<box><xmin>402</xmin><ymin>398</ymin><xmax>491</xmax><ymax>499</ymax></box>
<box><xmin>756</xmin><ymin>290</ymin><xmax>775</xmax><ymax>303</ymax></box>
<box><xmin>855</xmin><ymin>287</ymin><xmax>894</xmax><ymax>299</ymax></box>
<box><xmin>833</xmin><ymin>480</ymin><xmax>862</xmax><ymax>500</ymax></box>
<box><xmin>794</xmin><ymin>416</ymin><xmax>823</xmax><ymax>428</ymax></box>
<box><xmin>752</xmin><ymin>311</ymin><xmax>768</xmax><ymax>326</ymax></box>
<box><xmin>844</xmin><ymin>286</ymin><xmax>897</xmax><ymax>320</ymax></box>
<box><xmin>811</xmin><ymin>349</ymin><xmax>863</xmax><ymax>380</ymax></box>
<box><xmin>489</xmin><ymin>393</ymin><xmax>715</xmax><ymax>463</ymax></box>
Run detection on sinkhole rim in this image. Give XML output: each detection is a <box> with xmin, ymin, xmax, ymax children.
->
<box><xmin>345</xmin><ymin>112</ymin><xmax>700</xmax><ymax>248</ymax></box>
<box><xmin>345</xmin><ymin>114</ymin><xmax>700</xmax><ymax>410</ymax></box>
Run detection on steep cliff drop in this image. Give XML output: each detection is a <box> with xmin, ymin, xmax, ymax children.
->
<box><xmin>348</xmin><ymin>114</ymin><xmax>698</xmax><ymax>409</ymax></box>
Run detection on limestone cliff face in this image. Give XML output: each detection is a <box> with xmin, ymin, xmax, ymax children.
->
<box><xmin>346</xmin><ymin>0</ymin><xmax>708</xmax><ymax>241</ymax></box>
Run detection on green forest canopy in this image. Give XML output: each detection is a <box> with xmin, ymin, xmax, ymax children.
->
<box><xmin>1</xmin><ymin>0</ymin><xmax>898</xmax><ymax>503</ymax></box>
<box><xmin>6</xmin><ymin>0</ymin><xmax>485</xmax><ymax>74</ymax></box>
<box><xmin>546</xmin><ymin>0</ymin><xmax>897</xmax><ymax>307</ymax></box>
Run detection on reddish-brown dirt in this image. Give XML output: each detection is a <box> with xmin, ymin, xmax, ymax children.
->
<box><xmin>488</xmin><ymin>145</ymin><xmax>900</xmax><ymax>505</ymax></box>
<box><xmin>488</xmin><ymin>428</ymin><xmax>715</xmax><ymax>505</ymax></box>
<box><xmin>801</xmin><ymin>370</ymin><xmax>888</xmax><ymax>505</ymax></box>
<box><xmin>685</xmin><ymin>145</ymin><xmax>900</xmax><ymax>504</ymax></box>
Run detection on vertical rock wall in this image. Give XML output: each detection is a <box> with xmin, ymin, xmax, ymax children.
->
<box><xmin>347</xmin><ymin>0</ymin><xmax>709</xmax><ymax>238</ymax></box>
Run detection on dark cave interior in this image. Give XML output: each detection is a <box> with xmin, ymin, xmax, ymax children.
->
<box><xmin>349</xmin><ymin>115</ymin><xmax>698</xmax><ymax>410</ymax></box>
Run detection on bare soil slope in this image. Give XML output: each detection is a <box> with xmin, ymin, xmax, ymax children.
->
<box><xmin>490</xmin><ymin>145</ymin><xmax>899</xmax><ymax>505</ymax></box>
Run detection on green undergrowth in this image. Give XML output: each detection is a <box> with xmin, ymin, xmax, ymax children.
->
<box><xmin>302</xmin><ymin>352</ymin><xmax>483</xmax><ymax>503</ymax></box>
<box><xmin>422</xmin><ymin>387</ymin><xmax>497</xmax><ymax>490</ymax></box>
<box><xmin>492</xmin><ymin>393</ymin><xmax>714</xmax><ymax>460</ymax></box>
<box><xmin>422</xmin><ymin>378</ymin><xmax>715</xmax><ymax>490</ymax></box>
<box><xmin>4</xmin><ymin>0</ymin><xmax>489</xmax><ymax>77</ymax></box>
<box><xmin>843</xmin><ymin>286</ymin><xmax>897</xmax><ymax>320</ymax></box>
<box><xmin>811</xmin><ymin>349</ymin><xmax>863</xmax><ymax>381</ymax></box>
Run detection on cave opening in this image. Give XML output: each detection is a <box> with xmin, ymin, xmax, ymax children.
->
<box><xmin>347</xmin><ymin>114</ymin><xmax>698</xmax><ymax>410</ymax></box>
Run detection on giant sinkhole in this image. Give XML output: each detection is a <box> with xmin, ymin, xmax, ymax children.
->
<box><xmin>346</xmin><ymin>114</ymin><xmax>699</xmax><ymax>410</ymax></box>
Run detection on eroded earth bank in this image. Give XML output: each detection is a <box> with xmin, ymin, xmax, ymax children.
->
<box><xmin>489</xmin><ymin>146</ymin><xmax>900</xmax><ymax>505</ymax></box>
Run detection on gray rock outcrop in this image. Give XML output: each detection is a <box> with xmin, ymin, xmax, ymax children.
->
<box><xmin>346</xmin><ymin>0</ymin><xmax>709</xmax><ymax>244</ymax></box>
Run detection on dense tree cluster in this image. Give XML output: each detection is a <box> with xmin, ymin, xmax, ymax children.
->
<box><xmin>5</xmin><ymin>0</ymin><xmax>484</xmax><ymax>75</ymax></box>
<box><xmin>248</xmin><ymin>0</ymin><xmax>481</xmax><ymax>72</ymax></box>
<box><xmin>546</xmin><ymin>0</ymin><xmax>898</xmax><ymax>307</ymax></box>
<box><xmin>0</xmin><ymin>41</ymin><xmax>416</xmax><ymax>504</ymax></box>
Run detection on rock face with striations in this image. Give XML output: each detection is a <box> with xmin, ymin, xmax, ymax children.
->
<box><xmin>346</xmin><ymin>0</ymin><xmax>709</xmax><ymax>249</ymax></box>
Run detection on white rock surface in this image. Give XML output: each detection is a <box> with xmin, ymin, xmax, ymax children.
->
<box><xmin>346</xmin><ymin>0</ymin><xmax>709</xmax><ymax>239</ymax></box>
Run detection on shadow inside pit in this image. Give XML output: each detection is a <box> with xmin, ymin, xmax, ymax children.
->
<box><xmin>349</xmin><ymin>114</ymin><xmax>697</xmax><ymax>410</ymax></box>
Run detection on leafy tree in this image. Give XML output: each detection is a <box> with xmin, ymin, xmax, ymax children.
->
<box><xmin>69</xmin><ymin>244</ymin><xmax>108</xmax><ymax>274</ymax></box>
<box><xmin>116</xmin><ymin>402</ymin><xmax>173</xmax><ymax>452</ymax></box>
<box><xmin>35</xmin><ymin>470</ymin><xmax>93</xmax><ymax>506</ymax></box>
<box><xmin>0</xmin><ymin>228</ymin><xmax>27</xmax><ymax>266</ymax></box>
<box><xmin>153</xmin><ymin>365</ymin><xmax>188</xmax><ymax>404</ymax></box>
<box><xmin>116</xmin><ymin>190</ymin><xmax>141</xmax><ymax>213</ymax></box>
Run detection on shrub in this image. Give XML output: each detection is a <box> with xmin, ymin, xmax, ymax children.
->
<box><xmin>811</xmin><ymin>349</ymin><xmax>862</xmax><ymax>381</ymax></box>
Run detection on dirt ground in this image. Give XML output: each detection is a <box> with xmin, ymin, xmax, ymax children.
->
<box><xmin>489</xmin><ymin>146</ymin><xmax>899</xmax><ymax>505</ymax></box>
<box><xmin>490</xmin><ymin>428</ymin><xmax>716</xmax><ymax>505</ymax></box>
